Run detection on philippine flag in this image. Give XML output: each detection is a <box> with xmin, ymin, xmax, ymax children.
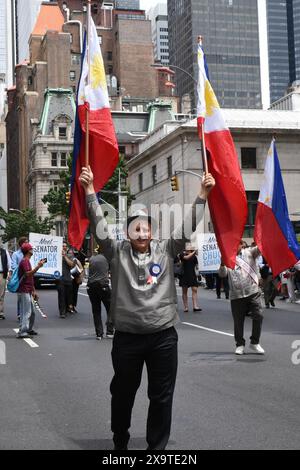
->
<box><xmin>68</xmin><ymin>16</ymin><xmax>119</xmax><ymax>249</ymax></box>
<box><xmin>254</xmin><ymin>140</ymin><xmax>300</xmax><ymax>276</ymax></box>
<box><xmin>197</xmin><ymin>43</ymin><xmax>248</xmax><ymax>269</ymax></box>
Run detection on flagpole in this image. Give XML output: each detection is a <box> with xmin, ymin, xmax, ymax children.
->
<box><xmin>85</xmin><ymin>0</ymin><xmax>91</xmax><ymax>168</ymax></box>
<box><xmin>198</xmin><ymin>35</ymin><xmax>208</xmax><ymax>174</ymax></box>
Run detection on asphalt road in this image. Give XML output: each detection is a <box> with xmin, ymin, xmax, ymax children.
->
<box><xmin>1</xmin><ymin>284</ymin><xmax>300</xmax><ymax>450</ymax></box>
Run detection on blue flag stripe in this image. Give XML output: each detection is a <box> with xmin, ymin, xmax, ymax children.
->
<box><xmin>272</xmin><ymin>143</ymin><xmax>300</xmax><ymax>259</ymax></box>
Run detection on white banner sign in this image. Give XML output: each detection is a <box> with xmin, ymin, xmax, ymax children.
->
<box><xmin>197</xmin><ymin>233</ymin><xmax>221</xmax><ymax>272</ymax></box>
<box><xmin>29</xmin><ymin>233</ymin><xmax>63</xmax><ymax>278</ymax></box>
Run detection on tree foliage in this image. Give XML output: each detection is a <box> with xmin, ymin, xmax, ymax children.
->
<box><xmin>0</xmin><ymin>207</ymin><xmax>55</xmax><ymax>243</ymax></box>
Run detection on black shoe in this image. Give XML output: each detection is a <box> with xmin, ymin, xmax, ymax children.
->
<box><xmin>16</xmin><ymin>334</ymin><xmax>30</xmax><ymax>339</ymax></box>
<box><xmin>270</xmin><ymin>300</ymin><xmax>275</xmax><ymax>307</ymax></box>
<box><xmin>193</xmin><ymin>308</ymin><xmax>202</xmax><ymax>312</ymax></box>
<box><xmin>265</xmin><ymin>303</ymin><xmax>270</xmax><ymax>308</ymax></box>
<box><xmin>28</xmin><ymin>330</ymin><xmax>38</xmax><ymax>336</ymax></box>
<box><xmin>96</xmin><ymin>335</ymin><xmax>103</xmax><ymax>341</ymax></box>
<box><xmin>217</xmin><ymin>296</ymin><xmax>221</xmax><ymax>299</ymax></box>
<box><xmin>0</xmin><ymin>315</ymin><xmax>5</xmax><ymax>320</ymax></box>
<box><xmin>60</xmin><ymin>314</ymin><xmax>66</xmax><ymax>319</ymax></box>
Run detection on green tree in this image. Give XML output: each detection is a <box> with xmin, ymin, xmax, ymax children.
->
<box><xmin>0</xmin><ymin>207</ymin><xmax>55</xmax><ymax>244</ymax></box>
<box><xmin>41</xmin><ymin>154</ymin><xmax>134</xmax><ymax>220</ymax></box>
<box><xmin>100</xmin><ymin>155</ymin><xmax>135</xmax><ymax>208</ymax></box>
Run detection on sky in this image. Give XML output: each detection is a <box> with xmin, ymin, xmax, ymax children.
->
<box><xmin>140</xmin><ymin>0</ymin><xmax>166</xmax><ymax>12</ymax></box>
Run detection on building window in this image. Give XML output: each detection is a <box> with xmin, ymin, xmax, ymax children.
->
<box><xmin>71</xmin><ymin>54</ymin><xmax>81</xmax><ymax>65</ymax></box>
<box><xmin>167</xmin><ymin>156</ymin><xmax>172</xmax><ymax>178</ymax></box>
<box><xmin>241</xmin><ymin>147</ymin><xmax>257</xmax><ymax>169</ymax></box>
<box><xmin>51</xmin><ymin>152</ymin><xmax>58</xmax><ymax>167</ymax></box>
<box><xmin>138</xmin><ymin>173</ymin><xmax>143</xmax><ymax>192</ymax></box>
<box><xmin>60</xmin><ymin>153</ymin><xmax>67</xmax><ymax>167</ymax></box>
<box><xmin>107</xmin><ymin>51</ymin><xmax>113</xmax><ymax>61</ymax></box>
<box><xmin>59</xmin><ymin>127</ymin><xmax>67</xmax><ymax>138</ymax></box>
<box><xmin>70</xmin><ymin>71</ymin><xmax>76</xmax><ymax>81</ymax></box>
<box><xmin>152</xmin><ymin>165</ymin><xmax>157</xmax><ymax>185</ymax></box>
<box><xmin>244</xmin><ymin>191</ymin><xmax>259</xmax><ymax>238</ymax></box>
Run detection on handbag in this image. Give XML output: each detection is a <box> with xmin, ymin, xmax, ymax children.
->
<box><xmin>174</xmin><ymin>260</ymin><xmax>183</xmax><ymax>276</ymax></box>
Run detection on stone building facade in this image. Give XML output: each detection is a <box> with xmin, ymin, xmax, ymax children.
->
<box><xmin>127</xmin><ymin>109</ymin><xmax>300</xmax><ymax>242</ymax></box>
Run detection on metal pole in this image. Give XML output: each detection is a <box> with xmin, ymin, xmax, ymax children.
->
<box><xmin>198</xmin><ymin>35</ymin><xmax>208</xmax><ymax>174</ymax></box>
<box><xmin>85</xmin><ymin>0</ymin><xmax>91</xmax><ymax>168</ymax></box>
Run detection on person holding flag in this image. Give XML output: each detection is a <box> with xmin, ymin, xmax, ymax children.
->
<box><xmin>219</xmin><ymin>241</ymin><xmax>265</xmax><ymax>356</ymax></box>
<box><xmin>254</xmin><ymin>139</ymin><xmax>300</xmax><ymax>277</ymax></box>
<box><xmin>67</xmin><ymin>2</ymin><xmax>119</xmax><ymax>250</ymax></box>
<box><xmin>197</xmin><ymin>36</ymin><xmax>248</xmax><ymax>269</ymax></box>
<box><xmin>79</xmin><ymin>164</ymin><xmax>215</xmax><ymax>450</ymax></box>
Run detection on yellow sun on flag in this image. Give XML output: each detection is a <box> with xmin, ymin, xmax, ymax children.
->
<box><xmin>90</xmin><ymin>53</ymin><xmax>107</xmax><ymax>90</ymax></box>
<box><xmin>264</xmin><ymin>196</ymin><xmax>271</xmax><ymax>204</ymax></box>
<box><xmin>205</xmin><ymin>81</ymin><xmax>220</xmax><ymax>116</ymax></box>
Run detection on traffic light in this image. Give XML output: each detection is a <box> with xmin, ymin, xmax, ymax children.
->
<box><xmin>65</xmin><ymin>191</ymin><xmax>71</xmax><ymax>204</ymax></box>
<box><xmin>170</xmin><ymin>175</ymin><xmax>179</xmax><ymax>191</ymax></box>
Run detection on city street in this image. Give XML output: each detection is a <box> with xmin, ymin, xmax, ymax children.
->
<box><xmin>1</xmin><ymin>284</ymin><xmax>300</xmax><ymax>450</ymax></box>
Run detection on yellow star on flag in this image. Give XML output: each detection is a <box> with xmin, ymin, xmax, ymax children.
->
<box><xmin>90</xmin><ymin>53</ymin><xmax>107</xmax><ymax>90</ymax></box>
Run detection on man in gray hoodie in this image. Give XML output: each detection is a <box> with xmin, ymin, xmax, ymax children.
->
<box><xmin>219</xmin><ymin>241</ymin><xmax>265</xmax><ymax>356</ymax></box>
<box><xmin>79</xmin><ymin>165</ymin><xmax>215</xmax><ymax>450</ymax></box>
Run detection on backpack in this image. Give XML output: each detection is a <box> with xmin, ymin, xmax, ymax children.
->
<box><xmin>7</xmin><ymin>267</ymin><xmax>22</xmax><ymax>293</ymax></box>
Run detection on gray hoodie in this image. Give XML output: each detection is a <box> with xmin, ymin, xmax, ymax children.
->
<box><xmin>87</xmin><ymin>193</ymin><xmax>205</xmax><ymax>334</ymax></box>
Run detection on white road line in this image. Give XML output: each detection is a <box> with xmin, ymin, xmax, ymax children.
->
<box><xmin>182</xmin><ymin>322</ymin><xmax>234</xmax><ymax>337</ymax></box>
<box><xmin>12</xmin><ymin>329</ymin><xmax>39</xmax><ymax>348</ymax></box>
<box><xmin>79</xmin><ymin>293</ymin><xmax>89</xmax><ymax>297</ymax></box>
<box><xmin>23</xmin><ymin>338</ymin><xmax>39</xmax><ymax>348</ymax></box>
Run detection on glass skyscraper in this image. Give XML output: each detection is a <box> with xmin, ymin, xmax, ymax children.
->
<box><xmin>267</xmin><ymin>0</ymin><xmax>300</xmax><ymax>104</ymax></box>
<box><xmin>168</xmin><ymin>0</ymin><xmax>262</xmax><ymax>109</ymax></box>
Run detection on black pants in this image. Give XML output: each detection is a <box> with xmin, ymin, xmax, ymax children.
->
<box><xmin>110</xmin><ymin>326</ymin><xmax>178</xmax><ymax>450</ymax></box>
<box><xmin>262</xmin><ymin>275</ymin><xmax>277</xmax><ymax>306</ymax></box>
<box><xmin>231</xmin><ymin>292</ymin><xmax>263</xmax><ymax>347</ymax></box>
<box><xmin>215</xmin><ymin>274</ymin><xmax>229</xmax><ymax>298</ymax></box>
<box><xmin>87</xmin><ymin>283</ymin><xmax>113</xmax><ymax>336</ymax></box>
<box><xmin>57</xmin><ymin>281</ymin><xmax>73</xmax><ymax>316</ymax></box>
<box><xmin>72</xmin><ymin>279</ymin><xmax>79</xmax><ymax>307</ymax></box>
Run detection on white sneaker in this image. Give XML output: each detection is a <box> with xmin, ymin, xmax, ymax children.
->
<box><xmin>235</xmin><ymin>346</ymin><xmax>245</xmax><ymax>355</ymax></box>
<box><xmin>249</xmin><ymin>344</ymin><xmax>265</xmax><ymax>354</ymax></box>
<box><xmin>294</xmin><ymin>300</ymin><xmax>300</xmax><ymax>304</ymax></box>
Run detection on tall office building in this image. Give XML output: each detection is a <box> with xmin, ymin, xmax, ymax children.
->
<box><xmin>267</xmin><ymin>0</ymin><xmax>300</xmax><ymax>104</ymax></box>
<box><xmin>168</xmin><ymin>0</ymin><xmax>262</xmax><ymax>110</ymax></box>
<box><xmin>0</xmin><ymin>0</ymin><xmax>15</xmax><ymax>89</ymax></box>
<box><xmin>148</xmin><ymin>3</ymin><xmax>169</xmax><ymax>65</ymax></box>
<box><xmin>16</xmin><ymin>0</ymin><xmax>43</xmax><ymax>62</ymax></box>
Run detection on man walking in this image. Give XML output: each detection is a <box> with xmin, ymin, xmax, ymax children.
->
<box><xmin>219</xmin><ymin>241</ymin><xmax>265</xmax><ymax>355</ymax></box>
<box><xmin>0</xmin><ymin>244</ymin><xmax>12</xmax><ymax>320</ymax></box>
<box><xmin>17</xmin><ymin>243</ymin><xmax>46</xmax><ymax>338</ymax></box>
<box><xmin>79</xmin><ymin>165</ymin><xmax>215</xmax><ymax>450</ymax></box>
<box><xmin>57</xmin><ymin>242</ymin><xmax>76</xmax><ymax>318</ymax></box>
<box><xmin>11</xmin><ymin>236</ymin><xmax>28</xmax><ymax>320</ymax></box>
<box><xmin>87</xmin><ymin>248</ymin><xmax>114</xmax><ymax>340</ymax></box>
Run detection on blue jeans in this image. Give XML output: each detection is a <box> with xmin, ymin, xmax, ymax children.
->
<box><xmin>19</xmin><ymin>293</ymin><xmax>35</xmax><ymax>336</ymax></box>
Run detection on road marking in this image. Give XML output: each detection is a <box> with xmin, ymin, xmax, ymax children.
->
<box><xmin>13</xmin><ymin>329</ymin><xmax>39</xmax><ymax>347</ymax></box>
<box><xmin>182</xmin><ymin>322</ymin><xmax>234</xmax><ymax>337</ymax></box>
<box><xmin>79</xmin><ymin>293</ymin><xmax>89</xmax><ymax>297</ymax></box>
